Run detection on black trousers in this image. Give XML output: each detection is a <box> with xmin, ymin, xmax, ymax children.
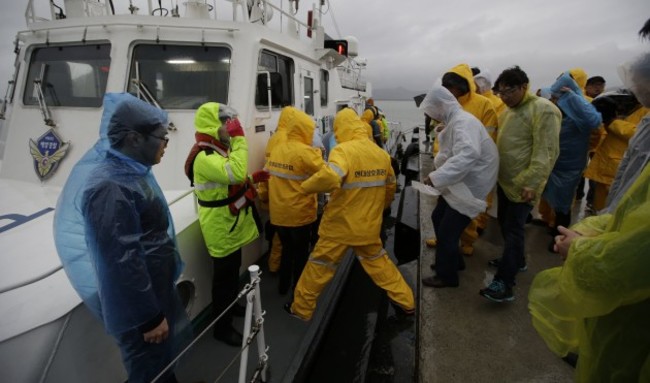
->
<box><xmin>211</xmin><ymin>249</ymin><xmax>242</xmax><ymax>332</ymax></box>
<box><xmin>276</xmin><ymin>224</ymin><xmax>312</xmax><ymax>294</ymax></box>
<box><xmin>431</xmin><ymin>197</ymin><xmax>471</xmax><ymax>285</ymax></box>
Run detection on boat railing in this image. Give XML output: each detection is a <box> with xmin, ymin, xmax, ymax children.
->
<box><xmin>152</xmin><ymin>265</ymin><xmax>269</xmax><ymax>383</ymax></box>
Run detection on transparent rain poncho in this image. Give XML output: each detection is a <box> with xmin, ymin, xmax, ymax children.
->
<box><xmin>528</xmin><ymin>163</ymin><xmax>650</xmax><ymax>382</ymax></box>
<box><xmin>53</xmin><ymin>93</ymin><xmax>186</xmax><ymax>337</ymax></box>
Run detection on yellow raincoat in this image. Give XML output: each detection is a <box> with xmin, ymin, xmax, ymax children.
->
<box><xmin>448</xmin><ymin>63</ymin><xmax>498</xmax><ymax>139</ymax></box>
<box><xmin>291</xmin><ymin>108</ymin><xmax>414</xmax><ymax>320</ymax></box>
<box><xmin>528</xmin><ymin>163</ymin><xmax>650</xmax><ymax>382</ymax></box>
<box><xmin>268</xmin><ymin>108</ymin><xmax>325</xmax><ymax>226</ymax></box>
<box><xmin>260</xmin><ymin>107</ymin><xmax>298</xmax><ymax>271</ymax></box>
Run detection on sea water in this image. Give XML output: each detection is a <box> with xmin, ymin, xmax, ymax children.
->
<box><xmin>374</xmin><ymin>99</ymin><xmax>425</xmax><ymax>134</ymax></box>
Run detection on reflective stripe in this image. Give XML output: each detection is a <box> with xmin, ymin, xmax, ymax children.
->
<box><xmin>267</xmin><ymin>169</ymin><xmax>309</xmax><ymax>181</ymax></box>
<box><xmin>308</xmin><ymin>256</ymin><xmax>339</xmax><ymax>269</ymax></box>
<box><xmin>357</xmin><ymin>248</ymin><xmax>387</xmax><ymax>262</ymax></box>
<box><xmin>329</xmin><ymin>163</ymin><xmax>345</xmax><ymax>178</ymax></box>
<box><xmin>194</xmin><ymin>181</ymin><xmax>224</xmax><ymax>191</ymax></box>
<box><xmin>225</xmin><ymin>163</ymin><xmax>236</xmax><ymax>184</ymax></box>
<box><xmin>342</xmin><ymin>179</ymin><xmax>387</xmax><ymax>189</ymax></box>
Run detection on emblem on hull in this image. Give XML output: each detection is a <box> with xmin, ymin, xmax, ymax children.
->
<box><xmin>29</xmin><ymin>129</ymin><xmax>70</xmax><ymax>180</ymax></box>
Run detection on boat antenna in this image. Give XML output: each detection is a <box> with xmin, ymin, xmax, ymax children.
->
<box><xmin>108</xmin><ymin>0</ymin><xmax>115</xmax><ymax>15</ymax></box>
<box><xmin>152</xmin><ymin>0</ymin><xmax>169</xmax><ymax>16</ymax></box>
<box><xmin>49</xmin><ymin>0</ymin><xmax>66</xmax><ymax>19</ymax></box>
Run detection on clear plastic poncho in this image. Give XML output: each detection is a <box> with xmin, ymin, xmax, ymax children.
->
<box><xmin>53</xmin><ymin>93</ymin><xmax>186</xmax><ymax>336</ymax></box>
<box><xmin>528</xmin><ymin>162</ymin><xmax>650</xmax><ymax>382</ymax></box>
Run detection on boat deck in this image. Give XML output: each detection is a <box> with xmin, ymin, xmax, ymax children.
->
<box><xmin>416</xmin><ymin>151</ymin><xmax>576</xmax><ymax>382</ymax></box>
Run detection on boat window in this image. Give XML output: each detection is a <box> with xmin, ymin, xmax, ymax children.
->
<box><xmin>23</xmin><ymin>44</ymin><xmax>110</xmax><ymax>107</ymax></box>
<box><xmin>129</xmin><ymin>44</ymin><xmax>231</xmax><ymax>109</ymax></box>
<box><xmin>304</xmin><ymin>76</ymin><xmax>314</xmax><ymax>116</ymax></box>
<box><xmin>320</xmin><ymin>69</ymin><xmax>329</xmax><ymax>107</ymax></box>
<box><xmin>256</xmin><ymin>50</ymin><xmax>294</xmax><ymax>108</ymax></box>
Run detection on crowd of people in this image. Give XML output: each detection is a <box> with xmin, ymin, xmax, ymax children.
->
<box><xmin>418</xmin><ymin>21</ymin><xmax>650</xmax><ymax>382</ymax></box>
<box><xmin>50</xmin><ymin>18</ymin><xmax>649</xmax><ymax>383</ymax></box>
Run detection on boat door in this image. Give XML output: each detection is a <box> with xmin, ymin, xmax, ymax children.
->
<box><xmin>299</xmin><ymin>67</ymin><xmax>317</xmax><ymax>117</ymax></box>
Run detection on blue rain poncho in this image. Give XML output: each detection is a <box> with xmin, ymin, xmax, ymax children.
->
<box><xmin>542</xmin><ymin>71</ymin><xmax>602</xmax><ymax>213</ymax></box>
<box><xmin>53</xmin><ymin>93</ymin><xmax>187</xmax><ymax>337</ymax></box>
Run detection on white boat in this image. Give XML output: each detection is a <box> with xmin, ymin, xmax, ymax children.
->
<box><xmin>0</xmin><ymin>1</ymin><xmax>371</xmax><ymax>381</ymax></box>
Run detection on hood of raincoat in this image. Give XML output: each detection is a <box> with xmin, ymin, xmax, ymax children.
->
<box><xmin>619</xmin><ymin>51</ymin><xmax>650</xmax><ymax>108</ymax></box>
<box><xmin>550</xmin><ymin>71</ymin><xmax>583</xmax><ymax>99</ymax></box>
<box><xmin>54</xmin><ymin>93</ymin><xmax>182</xmax><ymax>333</ymax></box>
<box><xmin>361</xmin><ymin>106</ymin><xmax>378</xmax><ymax>123</ymax></box>
<box><xmin>419</xmin><ymin>86</ymin><xmax>462</xmax><ymax>124</ymax></box>
<box><xmin>474</xmin><ymin>69</ymin><xmax>494</xmax><ymax>94</ymax></box>
<box><xmin>286</xmin><ymin>108</ymin><xmax>316</xmax><ymax>145</ymax></box>
<box><xmin>447</xmin><ymin>63</ymin><xmax>478</xmax><ymax>95</ymax></box>
<box><xmin>194</xmin><ymin>102</ymin><xmax>238</xmax><ymax>138</ymax></box>
<box><xmin>333</xmin><ymin>108</ymin><xmax>369</xmax><ymax>143</ymax></box>
<box><xmin>569</xmin><ymin>68</ymin><xmax>588</xmax><ymax>91</ymax></box>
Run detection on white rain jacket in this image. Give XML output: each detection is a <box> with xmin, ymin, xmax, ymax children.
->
<box><xmin>420</xmin><ymin>86</ymin><xmax>499</xmax><ymax>218</ymax></box>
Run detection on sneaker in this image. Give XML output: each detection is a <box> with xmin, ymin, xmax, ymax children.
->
<box><xmin>487</xmin><ymin>258</ymin><xmax>527</xmax><ymax>272</ymax></box>
<box><xmin>479</xmin><ymin>280</ymin><xmax>514</xmax><ymax>302</ymax></box>
<box><xmin>425</xmin><ymin>238</ymin><xmax>437</xmax><ymax>248</ymax></box>
<box><xmin>422</xmin><ymin>276</ymin><xmax>458</xmax><ymax>288</ymax></box>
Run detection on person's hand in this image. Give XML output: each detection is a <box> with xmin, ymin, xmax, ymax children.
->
<box><xmin>560</xmin><ymin>86</ymin><xmax>573</xmax><ymax>94</ymax></box>
<box><xmin>423</xmin><ymin>176</ymin><xmax>433</xmax><ymax>186</ymax></box>
<box><xmin>226</xmin><ymin>118</ymin><xmax>245</xmax><ymax>137</ymax></box>
<box><xmin>554</xmin><ymin>226</ymin><xmax>581</xmax><ymax>260</ymax></box>
<box><xmin>252</xmin><ymin>169</ymin><xmax>270</xmax><ymax>183</ymax></box>
<box><xmin>143</xmin><ymin>318</ymin><xmax>169</xmax><ymax>344</ymax></box>
<box><xmin>434</xmin><ymin>123</ymin><xmax>446</xmax><ymax>133</ymax></box>
<box><xmin>521</xmin><ymin>187</ymin><xmax>536</xmax><ymax>203</ymax></box>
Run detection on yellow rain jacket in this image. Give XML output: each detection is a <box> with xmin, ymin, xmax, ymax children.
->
<box><xmin>483</xmin><ymin>89</ymin><xmax>506</xmax><ymax>117</ymax></box>
<box><xmin>361</xmin><ymin>107</ymin><xmax>382</xmax><ymax>143</ymax></box>
<box><xmin>258</xmin><ymin>107</ymin><xmax>296</xmax><ymax>208</ymax></box>
<box><xmin>193</xmin><ymin>103</ymin><xmax>259</xmax><ymax>257</ymax></box>
<box><xmin>268</xmin><ymin>108</ymin><xmax>325</xmax><ymax>227</ymax></box>
<box><xmin>301</xmin><ymin>108</ymin><xmax>396</xmax><ymax>245</ymax></box>
<box><xmin>497</xmin><ymin>91</ymin><xmax>561</xmax><ymax>205</ymax></box>
<box><xmin>528</xmin><ymin>163</ymin><xmax>650</xmax><ymax>382</ymax></box>
<box><xmin>584</xmin><ymin>118</ymin><xmax>636</xmax><ymax>185</ymax></box>
<box><xmin>448</xmin><ymin>64</ymin><xmax>498</xmax><ymax>139</ymax></box>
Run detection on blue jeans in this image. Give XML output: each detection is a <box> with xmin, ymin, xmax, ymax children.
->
<box><xmin>431</xmin><ymin>197</ymin><xmax>471</xmax><ymax>284</ymax></box>
<box><xmin>494</xmin><ymin>185</ymin><xmax>533</xmax><ymax>287</ymax></box>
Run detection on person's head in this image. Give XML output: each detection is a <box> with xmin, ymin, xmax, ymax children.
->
<box><xmin>585</xmin><ymin>76</ymin><xmax>606</xmax><ymax>98</ymax></box>
<box><xmin>474</xmin><ymin>70</ymin><xmax>494</xmax><ymax>95</ymax></box>
<box><xmin>194</xmin><ymin>102</ymin><xmax>239</xmax><ymax>147</ymax></box>
<box><xmin>419</xmin><ymin>85</ymin><xmax>461</xmax><ymax>123</ymax></box>
<box><xmin>619</xmin><ymin>52</ymin><xmax>650</xmax><ymax>108</ymax></box>
<box><xmin>591</xmin><ymin>96</ymin><xmax>617</xmax><ymax>126</ymax></box>
<box><xmin>106</xmin><ymin>94</ymin><xmax>169</xmax><ymax>166</ymax></box>
<box><xmin>494</xmin><ymin>66</ymin><xmax>529</xmax><ymax>108</ymax></box>
<box><xmin>441</xmin><ymin>72</ymin><xmax>470</xmax><ymax>99</ymax></box>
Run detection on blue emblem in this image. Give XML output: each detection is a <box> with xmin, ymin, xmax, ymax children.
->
<box><xmin>29</xmin><ymin>129</ymin><xmax>70</xmax><ymax>180</ymax></box>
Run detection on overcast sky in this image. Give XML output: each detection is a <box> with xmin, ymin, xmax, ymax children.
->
<box><xmin>0</xmin><ymin>0</ymin><xmax>648</xmax><ymax>96</ymax></box>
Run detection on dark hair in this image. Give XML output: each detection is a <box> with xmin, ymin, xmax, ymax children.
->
<box><xmin>494</xmin><ymin>66</ymin><xmax>529</xmax><ymax>89</ymax></box>
<box><xmin>591</xmin><ymin>96</ymin><xmax>617</xmax><ymax>125</ymax></box>
<box><xmin>586</xmin><ymin>76</ymin><xmax>606</xmax><ymax>86</ymax></box>
<box><xmin>640</xmin><ymin>18</ymin><xmax>650</xmax><ymax>41</ymax></box>
<box><xmin>441</xmin><ymin>72</ymin><xmax>470</xmax><ymax>95</ymax></box>
<box><xmin>471</xmin><ymin>67</ymin><xmax>481</xmax><ymax>76</ymax></box>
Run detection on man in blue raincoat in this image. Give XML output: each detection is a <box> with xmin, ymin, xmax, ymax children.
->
<box><xmin>54</xmin><ymin>93</ymin><xmax>191</xmax><ymax>383</ymax></box>
<box><xmin>540</xmin><ymin>70</ymin><xmax>601</xmax><ymax>249</ymax></box>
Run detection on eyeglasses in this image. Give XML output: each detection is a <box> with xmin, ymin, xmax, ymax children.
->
<box><xmin>497</xmin><ymin>87</ymin><xmax>520</xmax><ymax>97</ymax></box>
<box><xmin>147</xmin><ymin>133</ymin><xmax>169</xmax><ymax>145</ymax></box>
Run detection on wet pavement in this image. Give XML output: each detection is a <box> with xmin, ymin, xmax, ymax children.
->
<box><xmin>417</xmin><ymin>153</ymin><xmax>575</xmax><ymax>382</ymax></box>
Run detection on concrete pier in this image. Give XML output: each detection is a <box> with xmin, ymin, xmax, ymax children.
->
<box><xmin>417</xmin><ymin>153</ymin><xmax>575</xmax><ymax>382</ymax></box>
